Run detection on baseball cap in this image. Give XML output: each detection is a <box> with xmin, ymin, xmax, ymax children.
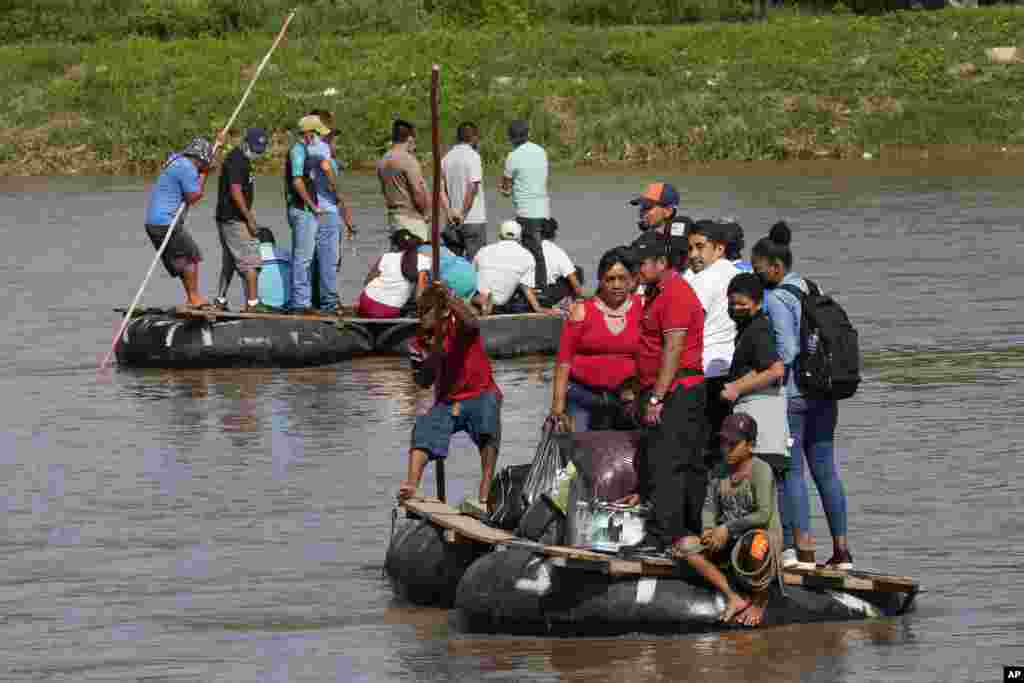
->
<box><xmin>630</xmin><ymin>182</ymin><xmax>680</xmax><ymax>210</ymax></box>
<box><xmin>720</xmin><ymin>412</ymin><xmax>758</xmax><ymax>445</ymax></box>
<box><xmin>630</xmin><ymin>230</ymin><xmax>670</xmax><ymax>262</ymax></box>
<box><xmin>181</xmin><ymin>137</ymin><xmax>214</xmax><ymax>169</ymax></box>
<box><xmin>298</xmin><ymin>115</ymin><xmax>330</xmax><ymax>136</ymax></box>
<box><xmin>245</xmin><ymin>127</ymin><xmax>269</xmax><ymax>154</ymax></box>
<box><xmin>499</xmin><ymin>219</ymin><xmax>522</xmax><ymax>241</ymax></box>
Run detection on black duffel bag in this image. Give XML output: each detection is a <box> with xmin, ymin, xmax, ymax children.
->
<box><xmin>487</xmin><ymin>463</ymin><xmax>531</xmax><ymax>530</ymax></box>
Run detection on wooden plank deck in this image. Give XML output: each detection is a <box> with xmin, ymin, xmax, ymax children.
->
<box><xmin>401</xmin><ymin>497</ymin><xmax>919</xmax><ymax>593</ymax></box>
<box><xmin>173</xmin><ymin>305</ymin><xmax>356</xmax><ymax>323</ymax></box>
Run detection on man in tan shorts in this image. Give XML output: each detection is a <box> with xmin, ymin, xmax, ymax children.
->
<box><xmin>376</xmin><ymin>119</ymin><xmax>432</xmax><ymax>243</ymax></box>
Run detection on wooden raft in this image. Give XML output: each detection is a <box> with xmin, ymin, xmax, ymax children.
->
<box><xmin>401</xmin><ymin>497</ymin><xmax>919</xmax><ymax>595</ymax></box>
<box><xmin>173</xmin><ymin>304</ymin><xmax>358</xmax><ymax>323</ymax></box>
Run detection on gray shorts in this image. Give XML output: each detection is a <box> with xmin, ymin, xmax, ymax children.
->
<box><xmin>145</xmin><ymin>219</ymin><xmax>202</xmax><ymax>277</ymax></box>
<box><xmin>216</xmin><ymin>221</ymin><xmax>261</xmax><ymax>274</ymax></box>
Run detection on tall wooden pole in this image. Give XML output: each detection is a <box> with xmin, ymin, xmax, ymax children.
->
<box><xmin>429</xmin><ymin>64</ymin><xmax>446</xmax><ymax>503</ymax></box>
<box><xmin>430</xmin><ymin>64</ymin><xmax>441</xmax><ymax>283</ymax></box>
<box><xmin>100</xmin><ymin>10</ymin><xmax>297</xmax><ymax>371</ymax></box>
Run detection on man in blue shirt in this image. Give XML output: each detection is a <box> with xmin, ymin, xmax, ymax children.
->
<box><xmin>500</xmin><ymin>119</ymin><xmax>550</xmax><ymax>289</ymax></box>
<box><xmin>305</xmin><ymin>130</ymin><xmax>357</xmax><ymax>313</ymax></box>
<box><xmin>143</xmin><ymin>135</ymin><xmax>222</xmax><ymax>306</ymax></box>
<box><xmin>284</xmin><ymin>114</ymin><xmax>330</xmax><ymax>314</ymax></box>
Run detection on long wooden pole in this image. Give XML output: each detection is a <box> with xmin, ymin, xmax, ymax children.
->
<box><xmin>429</xmin><ymin>64</ymin><xmax>446</xmax><ymax>503</ymax></box>
<box><xmin>100</xmin><ymin>10</ymin><xmax>297</xmax><ymax>371</ymax></box>
<box><xmin>429</xmin><ymin>64</ymin><xmax>441</xmax><ymax>282</ymax></box>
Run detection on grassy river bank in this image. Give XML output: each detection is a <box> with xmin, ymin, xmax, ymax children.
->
<box><xmin>1</xmin><ymin>8</ymin><xmax>1023</xmax><ymax>176</ymax></box>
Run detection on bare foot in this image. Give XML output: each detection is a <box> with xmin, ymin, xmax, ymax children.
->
<box><xmin>397</xmin><ymin>480</ymin><xmax>417</xmax><ymax>501</ymax></box>
<box><xmin>616</xmin><ymin>493</ymin><xmax>641</xmax><ymax>506</ymax></box>
<box><xmin>719</xmin><ymin>595</ymin><xmax>751</xmax><ymax>624</ymax></box>
<box><xmin>736</xmin><ymin>591</ymin><xmax>769</xmax><ymax>627</ymax></box>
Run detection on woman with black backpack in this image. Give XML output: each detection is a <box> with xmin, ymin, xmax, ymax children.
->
<box><xmin>751</xmin><ymin>222</ymin><xmax>854</xmax><ymax>572</ymax></box>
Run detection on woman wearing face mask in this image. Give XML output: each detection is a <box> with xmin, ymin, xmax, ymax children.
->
<box><xmin>750</xmin><ymin>222</ymin><xmax>852</xmax><ymax>571</ymax></box>
<box><xmin>549</xmin><ymin>246</ymin><xmax>642</xmax><ymax>432</ymax></box>
<box><xmin>719</xmin><ymin>273</ymin><xmax>791</xmax><ymax>572</ymax></box>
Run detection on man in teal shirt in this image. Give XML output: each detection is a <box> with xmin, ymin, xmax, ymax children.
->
<box><xmin>283</xmin><ymin>114</ymin><xmax>330</xmax><ymax>313</ymax></box>
<box><xmin>500</xmin><ymin>119</ymin><xmax>550</xmax><ymax>288</ymax></box>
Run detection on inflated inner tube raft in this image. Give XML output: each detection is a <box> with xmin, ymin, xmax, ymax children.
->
<box><xmin>115</xmin><ymin>310</ymin><xmax>373</xmax><ymax>368</ymax></box>
<box><xmin>361</xmin><ymin>312</ymin><xmax>563</xmax><ymax>357</ymax></box>
<box><xmin>115</xmin><ymin>308</ymin><xmax>563</xmax><ymax>367</ymax></box>
<box><xmin>385</xmin><ymin>499</ymin><xmax>919</xmax><ymax>636</ymax></box>
<box><xmin>453</xmin><ymin>548</ymin><xmax>911</xmax><ymax>635</ymax></box>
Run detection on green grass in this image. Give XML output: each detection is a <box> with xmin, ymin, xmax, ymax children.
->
<box><xmin>2</xmin><ymin>8</ymin><xmax>1024</xmax><ymax>175</ymax></box>
<box><xmin>865</xmin><ymin>346</ymin><xmax>1024</xmax><ymax>385</ymax></box>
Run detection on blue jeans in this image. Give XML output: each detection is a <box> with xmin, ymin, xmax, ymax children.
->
<box><xmin>411</xmin><ymin>390</ymin><xmax>502</xmax><ymax>459</ymax></box>
<box><xmin>566</xmin><ymin>380</ymin><xmax>623</xmax><ymax>432</ymax></box>
<box><xmin>787</xmin><ymin>396</ymin><xmax>848</xmax><ymax>541</ymax></box>
<box><xmin>316</xmin><ymin>211</ymin><xmax>341</xmax><ymax>311</ymax></box>
<box><xmin>287</xmin><ymin>207</ymin><xmax>317</xmax><ymax>309</ymax></box>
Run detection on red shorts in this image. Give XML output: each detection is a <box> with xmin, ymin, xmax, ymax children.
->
<box><xmin>357</xmin><ymin>292</ymin><xmax>402</xmax><ymax>319</ymax></box>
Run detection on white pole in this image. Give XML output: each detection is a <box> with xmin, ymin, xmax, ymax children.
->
<box><xmin>100</xmin><ymin>10</ymin><xmax>297</xmax><ymax>371</ymax></box>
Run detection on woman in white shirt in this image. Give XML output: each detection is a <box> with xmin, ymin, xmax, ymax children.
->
<box><xmin>357</xmin><ymin>230</ymin><xmax>430</xmax><ymax>318</ymax></box>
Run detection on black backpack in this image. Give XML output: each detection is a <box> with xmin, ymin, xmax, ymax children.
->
<box><xmin>779</xmin><ymin>280</ymin><xmax>861</xmax><ymax>400</ymax></box>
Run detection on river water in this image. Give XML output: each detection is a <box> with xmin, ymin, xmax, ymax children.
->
<box><xmin>1</xmin><ymin>164</ymin><xmax>1022</xmax><ymax>682</ymax></box>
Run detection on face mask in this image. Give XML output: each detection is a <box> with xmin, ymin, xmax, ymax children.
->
<box><xmin>756</xmin><ymin>271</ymin><xmax>776</xmax><ymax>289</ymax></box>
<box><xmin>729</xmin><ymin>309</ymin><xmax>753</xmax><ymax>324</ymax></box>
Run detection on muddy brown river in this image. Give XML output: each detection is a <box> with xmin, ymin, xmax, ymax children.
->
<box><xmin>0</xmin><ymin>163</ymin><xmax>1021</xmax><ymax>681</ymax></box>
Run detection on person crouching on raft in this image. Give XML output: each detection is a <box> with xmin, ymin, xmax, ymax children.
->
<box><xmin>398</xmin><ymin>283</ymin><xmax>502</xmax><ymax>505</ymax></box>
<box><xmin>143</xmin><ymin>133</ymin><xmax>226</xmax><ymax>306</ymax></box>
<box><xmin>673</xmin><ymin>412</ymin><xmax>782</xmax><ymax>627</ymax></box>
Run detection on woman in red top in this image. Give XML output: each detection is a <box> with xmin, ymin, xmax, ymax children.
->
<box><xmin>549</xmin><ymin>247</ymin><xmax>642</xmax><ymax>431</ymax></box>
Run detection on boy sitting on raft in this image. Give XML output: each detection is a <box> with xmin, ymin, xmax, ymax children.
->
<box><xmin>398</xmin><ymin>283</ymin><xmax>502</xmax><ymax>505</ymax></box>
<box><xmin>673</xmin><ymin>412</ymin><xmax>781</xmax><ymax>627</ymax></box>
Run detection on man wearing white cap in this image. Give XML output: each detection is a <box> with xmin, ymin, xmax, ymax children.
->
<box><xmin>284</xmin><ymin>114</ymin><xmax>331</xmax><ymax>313</ymax></box>
<box><xmin>472</xmin><ymin>220</ymin><xmax>559</xmax><ymax>316</ymax></box>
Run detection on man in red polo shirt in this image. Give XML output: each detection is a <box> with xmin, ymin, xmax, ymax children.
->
<box><xmin>623</xmin><ymin>229</ymin><xmax>708</xmax><ymax>555</ymax></box>
<box><xmin>398</xmin><ymin>283</ymin><xmax>502</xmax><ymax>505</ymax></box>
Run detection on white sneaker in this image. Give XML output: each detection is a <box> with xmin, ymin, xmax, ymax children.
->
<box><xmin>781</xmin><ymin>548</ymin><xmax>798</xmax><ymax>569</ymax></box>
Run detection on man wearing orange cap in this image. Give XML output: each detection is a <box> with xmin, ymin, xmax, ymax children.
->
<box><xmin>629</xmin><ymin>182</ymin><xmax>691</xmax><ymax>271</ymax></box>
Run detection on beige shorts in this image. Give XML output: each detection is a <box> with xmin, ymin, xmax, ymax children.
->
<box><xmin>216</xmin><ymin>221</ymin><xmax>261</xmax><ymax>274</ymax></box>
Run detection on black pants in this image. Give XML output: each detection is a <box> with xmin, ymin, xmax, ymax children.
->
<box><xmin>516</xmin><ymin>217</ymin><xmax>548</xmax><ymax>289</ymax></box>
<box><xmin>639</xmin><ymin>381</ymin><xmax>709</xmax><ymax>542</ymax></box>
<box><xmin>537</xmin><ymin>267</ymin><xmax>584</xmax><ymax>307</ymax></box>
<box><xmin>703</xmin><ymin>376</ymin><xmax>732</xmax><ymax>467</ymax></box>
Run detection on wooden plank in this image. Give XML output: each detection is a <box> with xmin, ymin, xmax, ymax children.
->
<box><xmin>403</xmin><ymin>498</ymin><xmax>515</xmax><ymax>546</ymax></box>
<box><xmin>173</xmin><ymin>304</ymin><xmax>355</xmax><ymax>323</ymax></box>
<box><xmin>401</xmin><ymin>498</ymin><xmax>917</xmax><ymax>593</ymax></box>
<box><xmin>783</xmin><ymin>572</ymin><xmax>876</xmax><ymax>592</ymax></box>
<box><xmin>786</xmin><ymin>566</ymin><xmax>918</xmax><ymax>593</ymax></box>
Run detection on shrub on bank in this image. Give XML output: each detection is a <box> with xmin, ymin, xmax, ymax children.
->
<box><xmin>2</xmin><ymin>9</ymin><xmax>1024</xmax><ymax>175</ymax></box>
<box><xmin>3</xmin><ymin>0</ymin><xmax>1014</xmax><ymax>42</ymax></box>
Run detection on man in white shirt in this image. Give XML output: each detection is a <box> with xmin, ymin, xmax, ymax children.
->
<box><xmin>499</xmin><ymin>120</ymin><xmax>549</xmax><ymax>289</ymax></box>
<box><xmin>473</xmin><ymin>220</ymin><xmax>558</xmax><ymax>316</ymax></box>
<box><xmin>683</xmin><ymin>220</ymin><xmax>740</xmax><ymax>463</ymax></box>
<box><xmin>537</xmin><ymin>218</ymin><xmax>583</xmax><ymax>307</ymax></box>
<box><xmin>441</xmin><ymin>122</ymin><xmax>487</xmax><ymax>260</ymax></box>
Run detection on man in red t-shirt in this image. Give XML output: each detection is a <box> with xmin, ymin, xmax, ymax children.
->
<box><xmin>398</xmin><ymin>284</ymin><xmax>502</xmax><ymax>504</ymax></box>
<box><xmin>621</xmin><ymin>230</ymin><xmax>708</xmax><ymax>555</ymax></box>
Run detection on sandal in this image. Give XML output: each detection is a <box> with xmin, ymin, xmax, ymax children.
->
<box><xmin>719</xmin><ymin>598</ymin><xmax>751</xmax><ymax>624</ymax></box>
